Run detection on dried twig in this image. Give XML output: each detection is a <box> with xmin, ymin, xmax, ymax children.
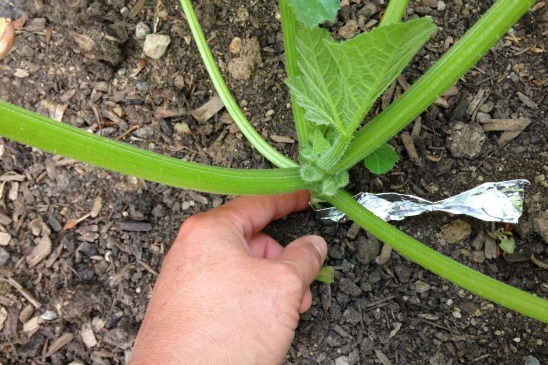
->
<box><xmin>0</xmin><ymin>275</ymin><xmax>42</xmax><ymax>308</ymax></box>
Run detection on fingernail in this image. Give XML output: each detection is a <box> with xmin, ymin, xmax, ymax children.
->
<box><xmin>309</xmin><ymin>235</ymin><xmax>327</xmax><ymax>258</ymax></box>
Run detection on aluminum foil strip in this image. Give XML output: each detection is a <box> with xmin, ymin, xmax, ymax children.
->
<box><xmin>315</xmin><ymin>179</ymin><xmax>529</xmax><ymax>223</ymax></box>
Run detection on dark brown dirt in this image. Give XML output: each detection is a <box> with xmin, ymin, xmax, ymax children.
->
<box><xmin>0</xmin><ymin>0</ymin><xmax>546</xmax><ymax>364</ymax></box>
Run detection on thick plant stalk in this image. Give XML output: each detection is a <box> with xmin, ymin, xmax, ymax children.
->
<box><xmin>179</xmin><ymin>0</ymin><xmax>297</xmax><ymax>168</ymax></box>
<box><xmin>338</xmin><ymin>0</ymin><xmax>535</xmax><ymax>172</ymax></box>
<box><xmin>380</xmin><ymin>0</ymin><xmax>410</xmax><ymax>26</ymax></box>
<box><xmin>0</xmin><ymin>101</ymin><xmax>305</xmax><ymax>195</ymax></box>
<box><xmin>279</xmin><ymin>0</ymin><xmax>309</xmax><ymax>146</ymax></box>
<box><xmin>327</xmin><ymin>190</ymin><xmax>548</xmax><ymax>323</ymax></box>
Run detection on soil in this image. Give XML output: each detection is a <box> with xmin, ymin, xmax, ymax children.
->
<box><xmin>0</xmin><ymin>0</ymin><xmax>547</xmax><ymax>364</ymax></box>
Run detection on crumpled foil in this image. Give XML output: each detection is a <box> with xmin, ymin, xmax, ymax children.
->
<box><xmin>315</xmin><ymin>179</ymin><xmax>529</xmax><ymax>223</ymax></box>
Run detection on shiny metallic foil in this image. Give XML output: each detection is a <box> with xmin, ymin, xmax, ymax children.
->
<box><xmin>315</xmin><ymin>180</ymin><xmax>529</xmax><ymax>223</ymax></box>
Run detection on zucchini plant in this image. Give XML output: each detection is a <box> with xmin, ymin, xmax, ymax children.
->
<box><xmin>0</xmin><ymin>0</ymin><xmax>546</xmax><ymax>322</ymax></box>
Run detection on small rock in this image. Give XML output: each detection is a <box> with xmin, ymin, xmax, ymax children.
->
<box><xmin>524</xmin><ymin>355</ymin><xmax>540</xmax><ymax>365</ymax></box>
<box><xmin>339</xmin><ymin>278</ymin><xmax>362</xmax><ymax>297</ymax></box>
<box><xmin>229</xmin><ymin>37</ymin><xmax>242</xmax><ymax>54</ymax></box>
<box><xmin>415</xmin><ymin>6</ymin><xmax>432</xmax><ymax>15</ymax></box>
<box><xmin>452</xmin><ymin>310</ymin><xmax>462</xmax><ymax>319</ymax></box>
<box><xmin>533</xmin><ymin>210</ymin><xmax>548</xmax><ymax>243</ymax></box>
<box><xmin>103</xmin><ymin>327</ymin><xmax>135</xmax><ymax>349</ymax></box>
<box><xmin>339</xmin><ymin>20</ymin><xmax>358</xmax><ymax>39</ymax></box>
<box><xmin>343</xmin><ymin>307</ymin><xmax>362</xmax><ymax>325</ymax></box>
<box><xmin>414</xmin><ymin>280</ymin><xmax>431</xmax><ymax>294</ymax></box>
<box><xmin>479</xmin><ymin>101</ymin><xmax>494</xmax><ymax>113</ymax></box>
<box><xmin>174</xmin><ymin>122</ymin><xmax>191</xmax><ymax>135</ymax></box>
<box><xmin>441</xmin><ymin>219</ymin><xmax>472</xmax><ymax>244</ymax></box>
<box><xmin>135</xmin><ymin>21</ymin><xmax>151</xmax><ymax>40</ymax></box>
<box><xmin>437</xmin><ymin>1</ymin><xmax>447</xmax><ymax>11</ymax></box>
<box><xmin>429</xmin><ymin>352</ymin><xmax>445</xmax><ymax>365</ymax></box>
<box><xmin>0</xmin><ymin>232</ymin><xmax>11</xmax><ymax>246</ymax></box>
<box><xmin>136</xmin><ymin>82</ymin><xmax>149</xmax><ymax>92</ymax></box>
<box><xmin>133</xmin><ymin>125</ymin><xmax>154</xmax><ymax>139</ymax></box>
<box><xmin>0</xmin><ymin>247</ymin><xmax>10</xmax><ymax>267</ymax></box>
<box><xmin>447</xmin><ymin>122</ymin><xmax>486</xmax><ymax>159</ymax></box>
<box><xmin>355</xmin><ymin>236</ymin><xmax>379</xmax><ymax>264</ymax></box>
<box><xmin>143</xmin><ymin>34</ymin><xmax>171</xmax><ymax>59</ymax></box>
<box><xmin>472</xmin><ymin>250</ymin><xmax>485</xmax><ymax>263</ymax></box>
<box><xmin>394</xmin><ymin>264</ymin><xmax>411</xmax><ymax>283</ymax></box>
<box><xmin>335</xmin><ymin>356</ymin><xmax>349</xmax><ymax>365</ymax></box>
<box><xmin>360</xmin><ymin>2</ymin><xmax>379</xmax><ymax>17</ymax></box>
<box><xmin>476</xmin><ymin>112</ymin><xmax>492</xmax><ymax>123</ymax></box>
<box><xmin>422</xmin><ymin>0</ymin><xmax>438</xmax><ymax>8</ymax></box>
<box><xmin>227</xmin><ymin>37</ymin><xmax>262</xmax><ymax>80</ymax></box>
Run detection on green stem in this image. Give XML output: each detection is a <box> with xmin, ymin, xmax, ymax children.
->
<box><xmin>317</xmin><ymin>134</ymin><xmax>350</xmax><ymax>172</ymax></box>
<box><xmin>0</xmin><ymin>101</ymin><xmax>306</xmax><ymax>195</ymax></box>
<box><xmin>337</xmin><ymin>0</ymin><xmax>535</xmax><ymax>172</ymax></box>
<box><xmin>179</xmin><ymin>0</ymin><xmax>297</xmax><ymax>168</ymax></box>
<box><xmin>380</xmin><ymin>0</ymin><xmax>410</xmax><ymax>26</ymax></box>
<box><xmin>279</xmin><ymin>0</ymin><xmax>309</xmax><ymax>146</ymax></box>
<box><xmin>327</xmin><ymin>190</ymin><xmax>548</xmax><ymax>322</ymax></box>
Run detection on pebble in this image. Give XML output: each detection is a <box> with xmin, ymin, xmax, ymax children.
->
<box><xmin>392</xmin><ymin>265</ymin><xmax>410</xmax><ymax>283</ymax></box>
<box><xmin>0</xmin><ymin>247</ymin><xmax>10</xmax><ymax>267</ymax></box>
<box><xmin>422</xmin><ymin>0</ymin><xmax>438</xmax><ymax>8</ymax></box>
<box><xmin>447</xmin><ymin>122</ymin><xmax>486</xmax><ymax>159</ymax></box>
<box><xmin>471</xmin><ymin>250</ymin><xmax>485</xmax><ymax>263</ymax></box>
<box><xmin>335</xmin><ymin>356</ymin><xmax>349</xmax><ymax>365</ymax></box>
<box><xmin>0</xmin><ymin>232</ymin><xmax>11</xmax><ymax>246</ymax></box>
<box><xmin>452</xmin><ymin>310</ymin><xmax>462</xmax><ymax>319</ymax></box>
<box><xmin>136</xmin><ymin>81</ymin><xmax>149</xmax><ymax>92</ymax></box>
<box><xmin>414</xmin><ymin>280</ymin><xmax>431</xmax><ymax>294</ymax></box>
<box><xmin>355</xmin><ymin>237</ymin><xmax>379</xmax><ymax>264</ymax></box>
<box><xmin>476</xmin><ymin>111</ymin><xmax>491</xmax><ymax>123</ymax></box>
<box><xmin>343</xmin><ymin>307</ymin><xmax>362</xmax><ymax>325</ymax></box>
<box><xmin>338</xmin><ymin>278</ymin><xmax>363</xmax><ymax>297</ymax></box>
<box><xmin>524</xmin><ymin>355</ymin><xmax>540</xmax><ymax>365</ymax></box>
<box><xmin>133</xmin><ymin>125</ymin><xmax>154</xmax><ymax>139</ymax></box>
<box><xmin>143</xmin><ymin>34</ymin><xmax>171</xmax><ymax>59</ymax></box>
<box><xmin>339</xmin><ymin>20</ymin><xmax>358</xmax><ymax>39</ymax></box>
<box><xmin>441</xmin><ymin>219</ymin><xmax>472</xmax><ymax>244</ymax></box>
<box><xmin>437</xmin><ymin>1</ymin><xmax>447</xmax><ymax>11</ymax></box>
<box><xmin>135</xmin><ymin>21</ymin><xmax>151</xmax><ymax>40</ymax></box>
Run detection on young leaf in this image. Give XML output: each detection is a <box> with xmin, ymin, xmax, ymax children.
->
<box><xmin>364</xmin><ymin>143</ymin><xmax>398</xmax><ymax>174</ymax></box>
<box><xmin>286</xmin><ymin>19</ymin><xmax>436</xmax><ymax>137</ymax></box>
<box><xmin>316</xmin><ymin>266</ymin><xmax>335</xmax><ymax>284</ymax></box>
<box><xmin>285</xmin><ymin>0</ymin><xmax>339</xmax><ymax>29</ymax></box>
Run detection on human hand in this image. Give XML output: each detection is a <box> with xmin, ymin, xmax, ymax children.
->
<box><xmin>129</xmin><ymin>190</ymin><xmax>327</xmax><ymax>365</ymax></box>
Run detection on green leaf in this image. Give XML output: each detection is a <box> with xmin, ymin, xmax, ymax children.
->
<box><xmin>286</xmin><ymin>0</ymin><xmax>340</xmax><ymax>28</ymax></box>
<box><xmin>316</xmin><ymin>266</ymin><xmax>335</xmax><ymax>284</ymax></box>
<box><xmin>489</xmin><ymin>228</ymin><xmax>516</xmax><ymax>255</ymax></box>
<box><xmin>364</xmin><ymin>143</ymin><xmax>398</xmax><ymax>174</ymax></box>
<box><xmin>286</xmin><ymin>18</ymin><xmax>436</xmax><ymax>137</ymax></box>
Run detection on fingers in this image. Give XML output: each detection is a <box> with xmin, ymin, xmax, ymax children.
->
<box><xmin>278</xmin><ymin>235</ymin><xmax>327</xmax><ymax>289</ymax></box>
<box><xmin>247</xmin><ymin>232</ymin><xmax>284</xmax><ymax>259</ymax></box>
<box><xmin>209</xmin><ymin>190</ymin><xmax>311</xmax><ymax>240</ymax></box>
<box><xmin>299</xmin><ymin>289</ymin><xmax>313</xmax><ymax>313</ymax></box>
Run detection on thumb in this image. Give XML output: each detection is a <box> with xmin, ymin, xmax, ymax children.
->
<box><xmin>278</xmin><ymin>235</ymin><xmax>327</xmax><ymax>287</ymax></box>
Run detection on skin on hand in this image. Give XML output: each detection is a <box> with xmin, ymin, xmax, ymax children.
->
<box><xmin>129</xmin><ymin>190</ymin><xmax>327</xmax><ymax>365</ymax></box>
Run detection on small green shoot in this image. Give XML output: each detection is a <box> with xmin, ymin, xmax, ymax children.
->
<box><xmin>316</xmin><ymin>266</ymin><xmax>335</xmax><ymax>284</ymax></box>
<box><xmin>489</xmin><ymin>228</ymin><xmax>516</xmax><ymax>255</ymax></box>
<box><xmin>364</xmin><ymin>143</ymin><xmax>399</xmax><ymax>175</ymax></box>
